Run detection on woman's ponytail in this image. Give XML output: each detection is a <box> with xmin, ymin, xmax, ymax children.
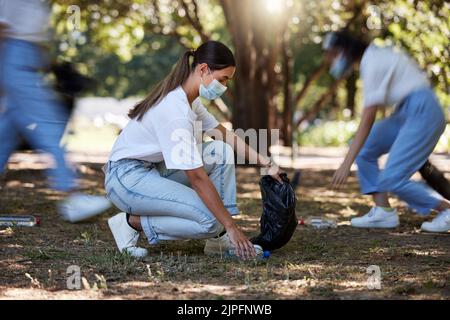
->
<box><xmin>128</xmin><ymin>50</ymin><xmax>194</xmax><ymax>120</ymax></box>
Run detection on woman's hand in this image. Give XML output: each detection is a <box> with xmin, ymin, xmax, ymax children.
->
<box><xmin>267</xmin><ymin>164</ymin><xmax>284</xmax><ymax>184</ymax></box>
<box><xmin>212</xmin><ymin>125</ymin><xmax>286</xmax><ymax>184</ymax></box>
<box><xmin>225</xmin><ymin>223</ymin><xmax>256</xmax><ymax>260</ymax></box>
<box><xmin>330</xmin><ymin>106</ymin><xmax>377</xmax><ymax>190</ymax></box>
<box><xmin>261</xmin><ymin>159</ymin><xmax>284</xmax><ymax>184</ymax></box>
<box><xmin>331</xmin><ymin>162</ymin><xmax>351</xmax><ymax>189</ymax></box>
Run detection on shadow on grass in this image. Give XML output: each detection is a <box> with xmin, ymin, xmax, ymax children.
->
<box><xmin>0</xmin><ymin>162</ymin><xmax>448</xmax><ymax>299</ymax></box>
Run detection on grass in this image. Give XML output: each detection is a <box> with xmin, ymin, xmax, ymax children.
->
<box><xmin>0</xmin><ymin>161</ymin><xmax>449</xmax><ymax>299</ymax></box>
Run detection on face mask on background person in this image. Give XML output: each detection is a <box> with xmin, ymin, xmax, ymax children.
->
<box><xmin>329</xmin><ymin>51</ymin><xmax>352</xmax><ymax>79</ymax></box>
<box><xmin>199</xmin><ymin>68</ymin><xmax>227</xmax><ymax>100</ymax></box>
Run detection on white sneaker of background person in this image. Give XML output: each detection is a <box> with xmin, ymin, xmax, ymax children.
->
<box><xmin>351</xmin><ymin>207</ymin><xmax>400</xmax><ymax>228</ymax></box>
<box><xmin>58</xmin><ymin>192</ymin><xmax>111</xmax><ymax>223</ymax></box>
<box><xmin>421</xmin><ymin>209</ymin><xmax>450</xmax><ymax>233</ymax></box>
<box><xmin>108</xmin><ymin>212</ymin><xmax>148</xmax><ymax>258</ymax></box>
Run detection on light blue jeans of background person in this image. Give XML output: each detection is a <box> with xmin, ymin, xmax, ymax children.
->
<box><xmin>104</xmin><ymin>140</ymin><xmax>240</xmax><ymax>244</ymax></box>
<box><xmin>356</xmin><ymin>88</ymin><xmax>446</xmax><ymax>214</ymax></box>
<box><xmin>0</xmin><ymin>38</ymin><xmax>76</xmax><ymax>191</ymax></box>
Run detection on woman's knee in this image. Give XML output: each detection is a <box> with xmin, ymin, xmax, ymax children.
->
<box><xmin>356</xmin><ymin>150</ymin><xmax>374</xmax><ymax>169</ymax></box>
<box><xmin>355</xmin><ymin>153</ymin><xmax>365</xmax><ymax>168</ymax></box>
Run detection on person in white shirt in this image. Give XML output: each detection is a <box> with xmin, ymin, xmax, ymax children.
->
<box><xmin>0</xmin><ymin>0</ymin><xmax>52</xmax><ymax>43</ymax></box>
<box><xmin>322</xmin><ymin>31</ymin><xmax>450</xmax><ymax>233</ymax></box>
<box><xmin>105</xmin><ymin>41</ymin><xmax>284</xmax><ymax>259</ymax></box>
<box><xmin>0</xmin><ymin>0</ymin><xmax>111</xmax><ymax>222</ymax></box>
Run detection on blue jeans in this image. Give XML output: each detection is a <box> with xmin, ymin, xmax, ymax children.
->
<box><xmin>356</xmin><ymin>88</ymin><xmax>446</xmax><ymax>214</ymax></box>
<box><xmin>104</xmin><ymin>140</ymin><xmax>240</xmax><ymax>244</ymax></box>
<box><xmin>0</xmin><ymin>39</ymin><xmax>76</xmax><ymax>191</ymax></box>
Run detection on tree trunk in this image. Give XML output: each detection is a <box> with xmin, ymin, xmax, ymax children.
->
<box><xmin>420</xmin><ymin>160</ymin><xmax>450</xmax><ymax>200</ymax></box>
<box><xmin>345</xmin><ymin>72</ymin><xmax>357</xmax><ymax>118</ymax></box>
<box><xmin>293</xmin><ymin>62</ymin><xmax>327</xmax><ymax>108</ymax></box>
<box><xmin>329</xmin><ymin>92</ymin><xmax>339</xmax><ymax>119</ymax></box>
<box><xmin>281</xmin><ymin>31</ymin><xmax>293</xmax><ymax>146</ymax></box>
<box><xmin>295</xmin><ymin>78</ymin><xmax>345</xmax><ymax>127</ymax></box>
<box><xmin>220</xmin><ymin>0</ymin><xmax>288</xmax><ymax>135</ymax></box>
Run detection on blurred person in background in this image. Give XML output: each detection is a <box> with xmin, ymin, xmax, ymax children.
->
<box><xmin>323</xmin><ymin>31</ymin><xmax>449</xmax><ymax>233</ymax></box>
<box><xmin>0</xmin><ymin>0</ymin><xmax>110</xmax><ymax>222</ymax></box>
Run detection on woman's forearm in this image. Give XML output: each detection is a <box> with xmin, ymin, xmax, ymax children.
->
<box><xmin>186</xmin><ymin>168</ymin><xmax>235</xmax><ymax>229</ymax></box>
<box><xmin>232</xmin><ymin>132</ymin><xmax>271</xmax><ymax>166</ymax></box>
<box><xmin>342</xmin><ymin>106</ymin><xmax>378</xmax><ymax>167</ymax></box>
<box><xmin>212</xmin><ymin>124</ymin><xmax>270</xmax><ymax>166</ymax></box>
<box><xmin>343</xmin><ymin>124</ymin><xmax>371</xmax><ymax>167</ymax></box>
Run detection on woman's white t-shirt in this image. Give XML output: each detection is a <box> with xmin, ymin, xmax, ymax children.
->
<box><xmin>109</xmin><ymin>86</ymin><xmax>219</xmax><ymax>170</ymax></box>
<box><xmin>360</xmin><ymin>43</ymin><xmax>430</xmax><ymax>108</ymax></box>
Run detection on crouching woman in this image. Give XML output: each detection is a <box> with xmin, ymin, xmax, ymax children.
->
<box><xmin>104</xmin><ymin>41</ymin><xmax>283</xmax><ymax>259</ymax></box>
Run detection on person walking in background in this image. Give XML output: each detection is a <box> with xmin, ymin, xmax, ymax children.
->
<box><xmin>322</xmin><ymin>31</ymin><xmax>450</xmax><ymax>233</ymax></box>
<box><xmin>0</xmin><ymin>0</ymin><xmax>111</xmax><ymax>222</ymax></box>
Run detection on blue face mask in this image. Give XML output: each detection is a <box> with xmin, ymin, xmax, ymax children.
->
<box><xmin>199</xmin><ymin>68</ymin><xmax>227</xmax><ymax>100</ymax></box>
<box><xmin>329</xmin><ymin>52</ymin><xmax>351</xmax><ymax>79</ymax></box>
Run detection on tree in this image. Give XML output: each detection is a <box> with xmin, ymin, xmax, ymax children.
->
<box><xmin>51</xmin><ymin>0</ymin><xmax>449</xmax><ymax>147</ymax></box>
<box><xmin>219</xmin><ymin>0</ymin><xmax>291</xmax><ymax>133</ymax></box>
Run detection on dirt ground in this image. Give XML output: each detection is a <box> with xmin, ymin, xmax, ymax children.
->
<box><xmin>0</xmin><ymin>153</ymin><xmax>449</xmax><ymax>300</ymax></box>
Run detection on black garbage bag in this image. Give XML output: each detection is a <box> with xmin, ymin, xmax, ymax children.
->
<box><xmin>419</xmin><ymin>160</ymin><xmax>450</xmax><ymax>200</ymax></box>
<box><xmin>251</xmin><ymin>172</ymin><xmax>298</xmax><ymax>251</ymax></box>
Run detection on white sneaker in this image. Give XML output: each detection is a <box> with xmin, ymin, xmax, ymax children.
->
<box><xmin>204</xmin><ymin>233</ymin><xmax>233</xmax><ymax>255</ymax></box>
<box><xmin>107</xmin><ymin>212</ymin><xmax>148</xmax><ymax>258</ymax></box>
<box><xmin>59</xmin><ymin>193</ymin><xmax>111</xmax><ymax>223</ymax></box>
<box><xmin>421</xmin><ymin>210</ymin><xmax>450</xmax><ymax>233</ymax></box>
<box><xmin>351</xmin><ymin>207</ymin><xmax>399</xmax><ymax>228</ymax></box>
<box><xmin>204</xmin><ymin>233</ymin><xmax>263</xmax><ymax>258</ymax></box>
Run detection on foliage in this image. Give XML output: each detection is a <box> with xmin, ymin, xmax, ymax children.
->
<box><xmin>371</xmin><ymin>0</ymin><xmax>450</xmax><ymax>108</ymax></box>
<box><xmin>299</xmin><ymin>121</ymin><xmax>450</xmax><ymax>152</ymax></box>
<box><xmin>298</xmin><ymin>120</ymin><xmax>358</xmax><ymax>147</ymax></box>
<box><xmin>48</xmin><ymin>1</ymin><xmax>449</xmax><ymax>131</ymax></box>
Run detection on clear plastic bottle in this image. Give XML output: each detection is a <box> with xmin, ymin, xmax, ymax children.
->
<box><xmin>299</xmin><ymin>216</ymin><xmax>337</xmax><ymax>229</ymax></box>
<box><xmin>223</xmin><ymin>245</ymin><xmax>270</xmax><ymax>260</ymax></box>
<box><xmin>0</xmin><ymin>215</ymin><xmax>41</xmax><ymax>227</ymax></box>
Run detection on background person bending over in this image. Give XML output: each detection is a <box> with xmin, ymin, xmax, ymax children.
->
<box><xmin>105</xmin><ymin>41</ymin><xmax>284</xmax><ymax>259</ymax></box>
<box><xmin>0</xmin><ymin>0</ymin><xmax>110</xmax><ymax>222</ymax></box>
<box><xmin>323</xmin><ymin>31</ymin><xmax>450</xmax><ymax>233</ymax></box>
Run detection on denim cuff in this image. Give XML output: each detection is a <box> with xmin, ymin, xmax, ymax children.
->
<box><xmin>410</xmin><ymin>196</ymin><xmax>442</xmax><ymax>216</ymax></box>
<box><xmin>360</xmin><ymin>187</ymin><xmax>379</xmax><ymax>195</ymax></box>
<box><xmin>140</xmin><ymin>216</ymin><xmax>159</xmax><ymax>245</ymax></box>
<box><xmin>225</xmin><ymin>204</ymin><xmax>240</xmax><ymax>216</ymax></box>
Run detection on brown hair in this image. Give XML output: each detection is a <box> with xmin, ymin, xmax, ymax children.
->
<box><xmin>129</xmin><ymin>41</ymin><xmax>236</xmax><ymax>121</ymax></box>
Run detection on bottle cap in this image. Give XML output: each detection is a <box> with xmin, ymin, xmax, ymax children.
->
<box><xmin>35</xmin><ymin>216</ymin><xmax>41</xmax><ymax>226</ymax></box>
<box><xmin>263</xmin><ymin>251</ymin><xmax>270</xmax><ymax>258</ymax></box>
